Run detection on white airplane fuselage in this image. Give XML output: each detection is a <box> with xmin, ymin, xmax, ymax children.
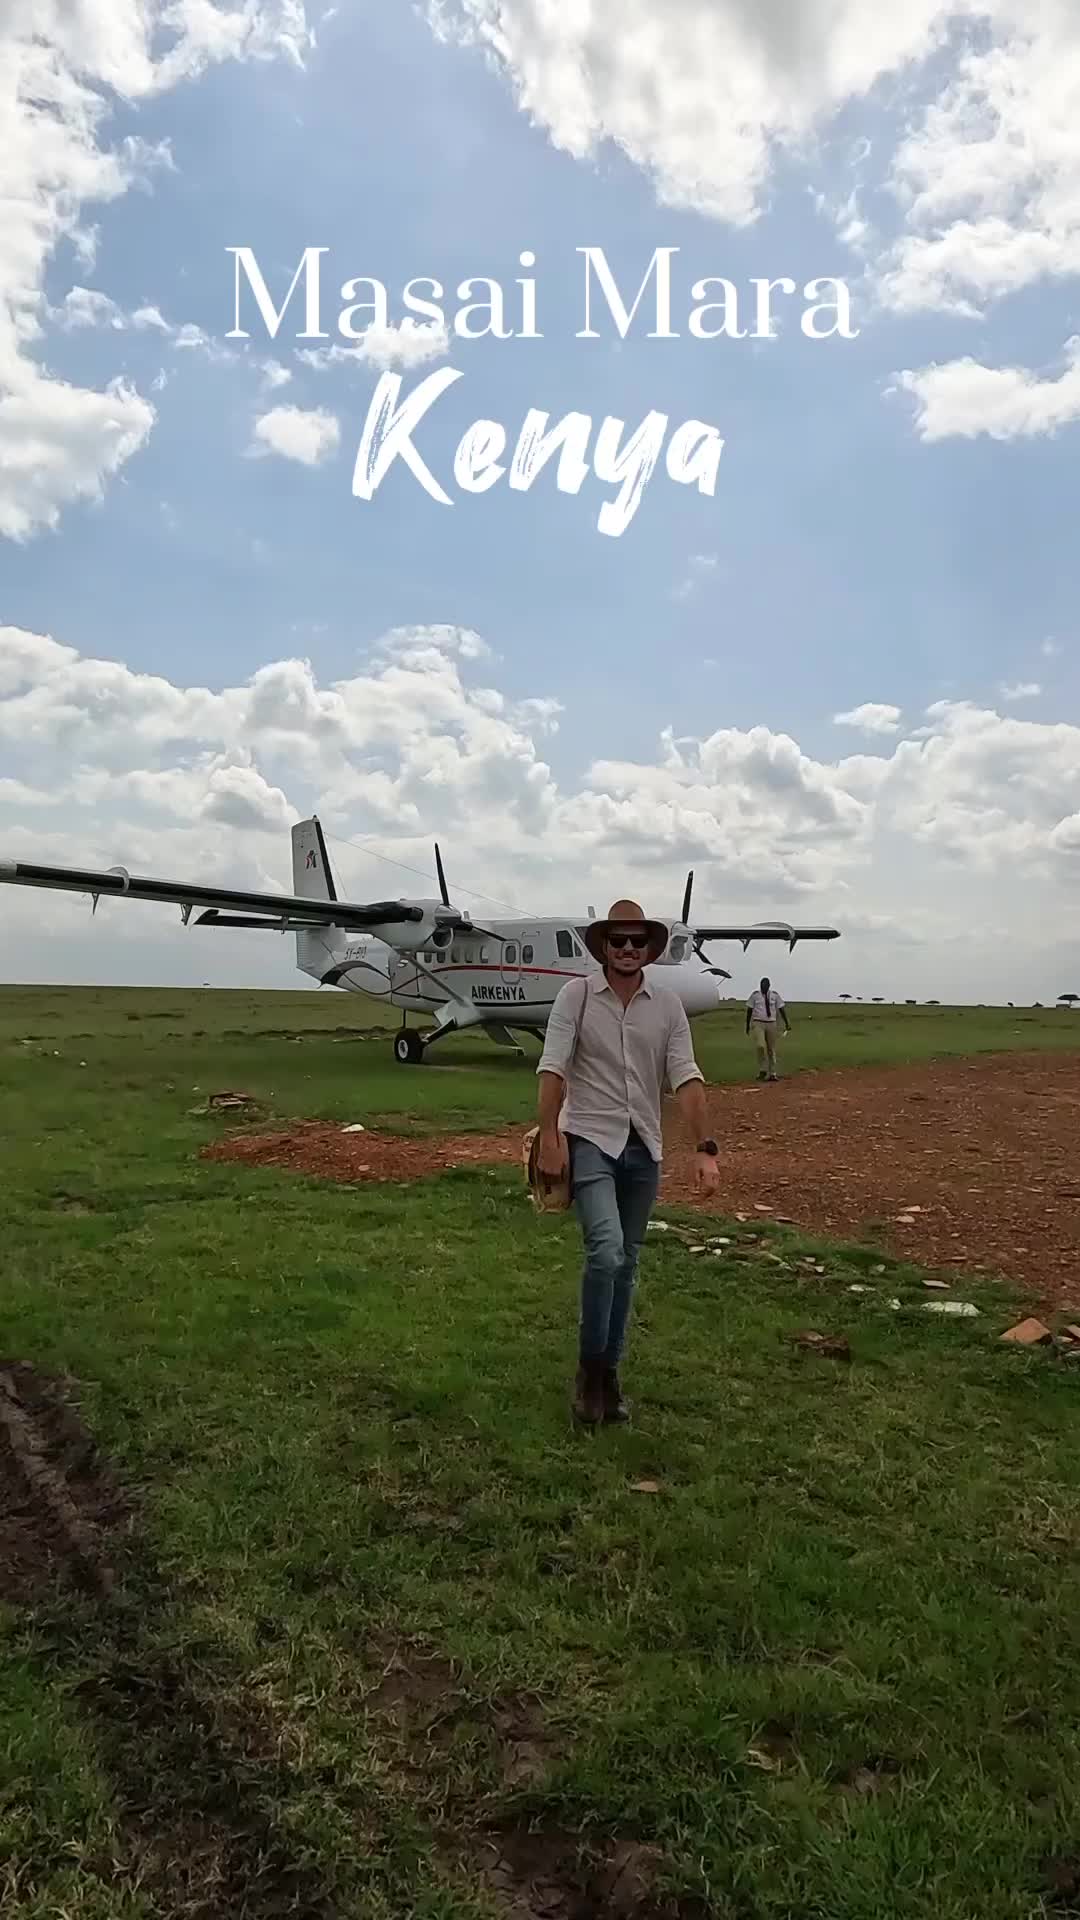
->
<box><xmin>0</xmin><ymin>817</ymin><xmax>835</xmax><ymax>1066</ymax></box>
<box><xmin>296</xmin><ymin>917</ymin><xmax>729</xmax><ymax>1036</ymax></box>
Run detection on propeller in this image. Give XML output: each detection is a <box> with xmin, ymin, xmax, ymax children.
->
<box><xmin>430</xmin><ymin>841</ymin><xmax>498</xmax><ymax>940</ymax></box>
<box><xmin>434</xmin><ymin>842</ymin><xmax>450</xmax><ymax>908</ymax></box>
<box><xmin>681</xmin><ymin>869</ymin><xmax>694</xmax><ymax>926</ymax></box>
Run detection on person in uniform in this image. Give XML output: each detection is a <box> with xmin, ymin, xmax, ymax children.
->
<box><xmin>745</xmin><ymin>975</ymin><xmax>790</xmax><ymax>1081</ymax></box>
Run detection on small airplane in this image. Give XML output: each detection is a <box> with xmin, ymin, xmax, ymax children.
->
<box><xmin>0</xmin><ymin>818</ymin><xmax>840</xmax><ymax>1063</ymax></box>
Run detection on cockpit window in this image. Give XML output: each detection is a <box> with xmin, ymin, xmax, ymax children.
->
<box><xmin>669</xmin><ymin>935</ymin><xmax>688</xmax><ymax>962</ymax></box>
<box><xmin>556</xmin><ymin>929</ymin><xmax>575</xmax><ymax>959</ymax></box>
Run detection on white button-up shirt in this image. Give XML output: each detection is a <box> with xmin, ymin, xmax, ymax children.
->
<box><xmin>537</xmin><ymin>969</ymin><xmax>704</xmax><ymax>1163</ymax></box>
<box><xmin>747</xmin><ymin>987</ymin><xmax>784</xmax><ymax>1023</ymax></box>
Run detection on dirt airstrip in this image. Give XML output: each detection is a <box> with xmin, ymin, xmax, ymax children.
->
<box><xmin>203</xmin><ymin>1051</ymin><xmax>1080</xmax><ymax>1309</ymax></box>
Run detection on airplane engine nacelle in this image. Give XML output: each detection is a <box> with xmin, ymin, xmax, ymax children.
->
<box><xmin>363</xmin><ymin>904</ymin><xmax>463</xmax><ymax>951</ymax></box>
<box><xmin>656</xmin><ymin>962</ymin><xmax>728</xmax><ymax>1018</ymax></box>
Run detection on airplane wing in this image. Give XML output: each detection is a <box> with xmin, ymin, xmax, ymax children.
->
<box><xmin>693</xmin><ymin>922</ymin><xmax>840</xmax><ymax>952</ymax></box>
<box><xmin>0</xmin><ymin>855</ymin><xmax>426</xmax><ymax>933</ymax></box>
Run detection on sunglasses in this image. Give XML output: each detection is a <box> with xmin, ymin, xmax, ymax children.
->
<box><xmin>607</xmin><ymin>931</ymin><xmax>650</xmax><ymax>950</ymax></box>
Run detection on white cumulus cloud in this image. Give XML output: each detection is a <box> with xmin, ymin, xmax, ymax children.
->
<box><xmin>3</xmin><ymin>622</ymin><xmax>1080</xmax><ymax>999</ymax></box>
<box><xmin>251</xmin><ymin>405</ymin><xmax>340</xmax><ymax>465</ymax></box>
<box><xmin>879</xmin><ymin>7</ymin><xmax>1080</xmax><ymax>317</ymax></box>
<box><xmin>895</xmin><ymin>337</ymin><xmax>1080</xmax><ymax>442</ymax></box>
<box><xmin>425</xmin><ymin>3</ymin><xmax>1080</xmax><ymax>434</ymax></box>
<box><xmin>834</xmin><ymin>703</ymin><xmax>903</xmax><ymax>736</ymax></box>
<box><xmin>0</xmin><ymin>0</ymin><xmax>313</xmax><ymax>542</ymax></box>
<box><xmin>426</xmin><ymin>0</ymin><xmax>958</xmax><ymax>228</ymax></box>
<box><xmin>300</xmin><ymin>319</ymin><xmax>451</xmax><ymax>374</ymax></box>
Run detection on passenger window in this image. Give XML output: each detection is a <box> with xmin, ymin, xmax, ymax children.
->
<box><xmin>556</xmin><ymin>929</ymin><xmax>574</xmax><ymax>959</ymax></box>
<box><xmin>522</xmin><ymin>943</ymin><xmax>534</xmax><ymax>964</ymax></box>
<box><xmin>505</xmin><ymin>942</ymin><xmax>518</xmax><ymax>964</ymax></box>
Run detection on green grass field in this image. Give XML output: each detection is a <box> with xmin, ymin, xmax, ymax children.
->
<box><xmin>3</xmin><ymin>987</ymin><xmax>1080</xmax><ymax>1919</ymax></box>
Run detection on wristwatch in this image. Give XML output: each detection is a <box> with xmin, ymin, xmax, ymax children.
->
<box><xmin>696</xmin><ymin>1139</ymin><xmax>718</xmax><ymax>1156</ymax></box>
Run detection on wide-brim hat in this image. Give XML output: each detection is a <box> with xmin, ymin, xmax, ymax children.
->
<box><xmin>522</xmin><ymin>1126</ymin><xmax>572</xmax><ymax>1213</ymax></box>
<box><xmin>584</xmin><ymin>899</ymin><xmax>669</xmax><ymax>967</ymax></box>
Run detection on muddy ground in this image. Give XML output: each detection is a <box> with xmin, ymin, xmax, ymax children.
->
<box><xmin>0</xmin><ymin>1360</ymin><xmax>129</xmax><ymax>1606</ymax></box>
<box><xmin>204</xmin><ymin>1052</ymin><xmax>1080</xmax><ymax>1307</ymax></box>
<box><xmin>0</xmin><ymin>1363</ymin><xmax>703</xmax><ymax>1918</ymax></box>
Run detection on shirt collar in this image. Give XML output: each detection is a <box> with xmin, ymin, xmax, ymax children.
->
<box><xmin>591</xmin><ymin>968</ymin><xmax>652</xmax><ymax>997</ymax></box>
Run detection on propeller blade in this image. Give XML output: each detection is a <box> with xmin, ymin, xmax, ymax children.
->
<box><xmin>434</xmin><ymin>842</ymin><xmax>450</xmax><ymax>908</ymax></box>
<box><xmin>681</xmin><ymin>869</ymin><xmax>694</xmax><ymax>925</ymax></box>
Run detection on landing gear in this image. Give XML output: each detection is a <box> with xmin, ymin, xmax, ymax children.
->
<box><xmin>393</xmin><ymin>1028</ymin><xmax>425</xmax><ymax>1065</ymax></box>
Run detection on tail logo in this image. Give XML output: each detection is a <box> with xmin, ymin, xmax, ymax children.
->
<box><xmin>305</xmin><ymin>850</ymin><xmax>317</xmax><ymax>869</ymax></box>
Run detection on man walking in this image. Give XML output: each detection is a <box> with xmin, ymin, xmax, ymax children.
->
<box><xmin>535</xmin><ymin>899</ymin><xmax>720</xmax><ymax>1427</ymax></box>
<box><xmin>745</xmin><ymin>975</ymin><xmax>790</xmax><ymax>1081</ymax></box>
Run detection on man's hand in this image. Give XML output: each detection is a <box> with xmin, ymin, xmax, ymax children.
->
<box><xmin>693</xmin><ymin>1150</ymin><xmax>721</xmax><ymax>1197</ymax></box>
<box><xmin>537</xmin><ymin>1128</ymin><xmax>569</xmax><ymax>1180</ymax></box>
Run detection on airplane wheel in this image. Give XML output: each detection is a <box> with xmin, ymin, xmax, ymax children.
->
<box><xmin>393</xmin><ymin>1030</ymin><xmax>425</xmax><ymax>1065</ymax></box>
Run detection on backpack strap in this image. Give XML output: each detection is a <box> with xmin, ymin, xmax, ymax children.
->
<box><xmin>571</xmin><ymin>974</ymin><xmax>589</xmax><ymax>1056</ymax></box>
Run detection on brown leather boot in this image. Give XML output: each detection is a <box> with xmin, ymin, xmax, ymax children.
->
<box><xmin>602</xmin><ymin>1368</ymin><xmax>630</xmax><ymax>1424</ymax></box>
<box><xmin>573</xmin><ymin>1360</ymin><xmax>605</xmax><ymax>1426</ymax></box>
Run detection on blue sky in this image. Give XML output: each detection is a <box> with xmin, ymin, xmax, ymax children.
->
<box><xmin>2</xmin><ymin>0</ymin><xmax>1079</xmax><ymax>1002</ymax></box>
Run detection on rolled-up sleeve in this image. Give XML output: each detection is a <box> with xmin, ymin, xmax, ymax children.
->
<box><xmin>664</xmin><ymin>1002</ymin><xmax>704</xmax><ymax>1093</ymax></box>
<box><xmin>537</xmin><ymin>981</ymin><xmax>580</xmax><ymax>1079</ymax></box>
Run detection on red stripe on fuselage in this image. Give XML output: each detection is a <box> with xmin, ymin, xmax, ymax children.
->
<box><xmin>427</xmin><ymin>965</ymin><xmax>587</xmax><ymax>979</ymax></box>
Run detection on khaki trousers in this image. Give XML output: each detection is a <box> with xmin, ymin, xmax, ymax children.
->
<box><xmin>751</xmin><ymin>1019</ymin><xmax>778</xmax><ymax>1075</ymax></box>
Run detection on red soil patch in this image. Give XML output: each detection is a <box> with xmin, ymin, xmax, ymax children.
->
<box><xmin>202</xmin><ymin>1121</ymin><xmax>521</xmax><ymax>1183</ymax></box>
<box><xmin>671</xmin><ymin>1050</ymin><xmax>1080</xmax><ymax>1308</ymax></box>
<box><xmin>202</xmin><ymin>1051</ymin><xmax>1080</xmax><ymax>1307</ymax></box>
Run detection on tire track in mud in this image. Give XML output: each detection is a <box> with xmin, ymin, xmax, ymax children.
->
<box><xmin>0</xmin><ymin>1361</ymin><xmax>127</xmax><ymax>1605</ymax></box>
<box><xmin>1</xmin><ymin>1363</ymin><xmax>708</xmax><ymax>1918</ymax></box>
<box><xmin>1</xmin><ymin>1360</ymin><xmax>341</xmax><ymax>1918</ymax></box>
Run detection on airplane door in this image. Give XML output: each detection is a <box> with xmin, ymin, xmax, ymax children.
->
<box><xmin>500</xmin><ymin>937</ymin><xmax>521</xmax><ymax>986</ymax></box>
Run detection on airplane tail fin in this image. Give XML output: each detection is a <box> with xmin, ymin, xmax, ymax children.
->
<box><xmin>291</xmin><ymin>817</ymin><xmax>337</xmax><ymax>903</ymax></box>
<box><xmin>291</xmin><ymin>818</ymin><xmax>339</xmax><ymax>980</ymax></box>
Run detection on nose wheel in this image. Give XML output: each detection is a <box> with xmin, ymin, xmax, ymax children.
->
<box><xmin>393</xmin><ymin>1029</ymin><xmax>425</xmax><ymax>1065</ymax></box>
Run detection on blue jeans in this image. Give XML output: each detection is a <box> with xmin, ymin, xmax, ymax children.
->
<box><xmin>568</xmin><ymin>1129</ymin><xmax>661</xmax><ymax>1366</ymax></box>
